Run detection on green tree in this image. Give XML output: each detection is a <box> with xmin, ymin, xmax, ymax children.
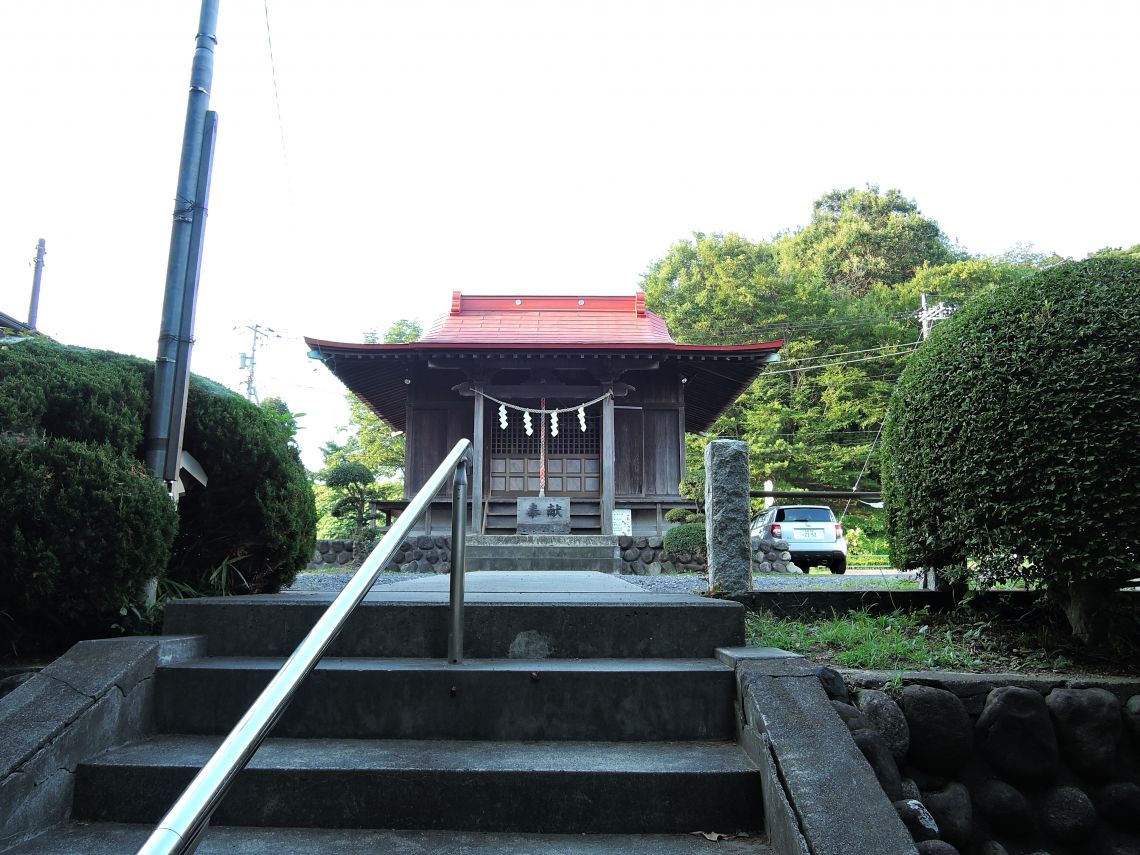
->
<box><xmin>322</xmin><ymin>319</ymin><xmax>421</xmax><ymax>476</ymax></box>
<box><xmin>641</xmin><ymin>194</ymin><xmax>1030</xmax><ymax>534</ymax></box>
<box><xmin>882</xmin><ymin>252</ymin><xmax>1140</xmax><ymax>644</ymax></box>
<box><xmin>776</xmin><ymin>185</ymin><xmax>960</xmax><ymax>296</ymax></box>
<box><xmin>324</xmin><ymin>462</ymin><xmax>382</xmax><ymax>557</ymax></box>
<box><xmin>260</xmin><ymin>396</ymin><xmax>301</xmax><ymax>448</ymax></box>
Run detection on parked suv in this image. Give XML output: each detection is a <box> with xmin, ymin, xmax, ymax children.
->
<box><xmin>750</xmin><ymin>505</ymin><xmax>847</xmax><ymax>574</ymax></box>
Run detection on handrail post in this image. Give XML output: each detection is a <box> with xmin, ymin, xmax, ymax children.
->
<box><xmin>447</xmin><ymin>454</ymin><xmax>468</xmax><ymax>664</ymax></box>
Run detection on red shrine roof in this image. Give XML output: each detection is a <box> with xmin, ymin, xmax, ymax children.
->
<box><xmin>305</xmin><ymin>291</ymin><xmax>783</xmax><ymax>433</ymax></box>
<box><xmin>420</xmin><ymin>292</ymin><xmax>674</xmax><ymax>345</ymax></box>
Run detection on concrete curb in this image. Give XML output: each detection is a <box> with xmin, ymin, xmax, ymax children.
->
<box><xmin>722</xmin><ymin>648</ymin><xmax>917</xmax><ymax>855</ymax></box>
<box><xmin>0</xmin><ymin>635</ymin><xmax>204</xmax><ymax>852</ymax></box>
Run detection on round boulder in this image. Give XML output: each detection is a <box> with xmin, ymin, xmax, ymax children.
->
<box><xmin>813</xmin><ymin>665</ymin><xmax>849</xmax><ymax>704</ymax></box>
<box><xmin>622</xmin><ymin>548</ymin><xmax>640</xmax><ymax>562</ymax></box>
<box><xmin>1094</xmin><ymin>782</ymin><xmax>1140</xmax><ymax>832</ymax></box>
<box><xmin>893</xmin><ymin>799</ymin><xmax>939</xmax><ymax>842</ymax></box>
<box><xmin>856</xmin><ymin>688</ymin><xmax>911</xmax><ymax>763</ymax></box>
<box><xmin>852</xmin><ymin>728</ymin><xmax>904</xmax><ymax>801</ymax></box>
<box><xmin>902</xmin><ymin>685</ymin><xmax>972</xmax><ymax>775</ymax></box>
<box><xmin>1046</xmin><ymin>687</ymin><xmax>1121</xmax><ymax>780</ymax></box>
<box><xmin>618</xmin><ymin>535</ymin><xmax>634</xmax><ymax>549</ymax></box>
<box><xmin>977</xmin><ymin>843</ymin><xmax>1010</xmax><ymax>855</ymax></box>
<box><xmin>831</xmin><ymin>700</ymin><xmax>870</xmax><ymax>732</ymax></box>
<box><xmin>900</xmin><ymin>778</ymin><xmax>921</xmax><ymax>802</ymax></box>
<box><xmin>975</xmin><ymin>686</ymin><xmax>1059</xmax><ymax>783</ymax></box>
<box><xmin>1038</xmin><ymin>785</ymin><xmax>1097</xmax><ymax>843</ymax></box>
<box><xmin>1099</xmin><ymin>829</ymin><xmax>1140</xmax><ymax>855</ymax></box>
<box><xmin>915</xmin><ymin>842</ymin><xmax>960</xmax><ymax>855</ymax></box>
<box><xmin>1125</xmin><ymin>695</ymin><xmax>1140</xmax><ymax>740</ymax></box>
<box><xmin>973</xmin><ymin>778</ymin><xmax>1035</xmax><ymax>838</ymax></box>
<box><xmin>921</xmin><ymin>782</ymin><xmax>973</xmax><ymax>848</ymax></box>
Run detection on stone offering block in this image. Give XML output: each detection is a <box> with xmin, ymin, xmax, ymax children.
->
<box><xmin>517</xmin><ymin>497</ymin><xmax>571</xmax><ymax>534</ymax></box>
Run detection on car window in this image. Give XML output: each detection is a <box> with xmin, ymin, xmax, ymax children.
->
<box><xmin>779</xmin><ymin>508</ymin><xmax>833</xmax><ymax>522</ymax></box>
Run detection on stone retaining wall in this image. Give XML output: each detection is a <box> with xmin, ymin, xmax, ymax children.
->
<box><xmin>617</xmin><ymin>535</ymin><xmax>706</xmax><ymax>575</ymax></box>
<box><xmin>826</xmin><ymin>669</ymin><xmax>1140</xmax><ymax>855</ymax></box>
<box><xmin>308</xmin><ymin>539</ymin><xmax>358</xmax><ymax>568</ymax></box>
<box><xmin>308</xmin><ymin>536</ymin><xmax>709</xmax><ymax>575</ymax></box>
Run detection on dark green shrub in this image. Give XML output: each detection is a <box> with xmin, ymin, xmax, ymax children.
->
<box><xmin>882</xmin><ymin>252</ymin><xmax>1140</xmax><ymax>643</ymax></box>
<box><xmin>0</xmin><ymin>338</ymin><xmax>150</xmax><ymax>453</ymax></box>
<box><xmin>0</xmin><ymin>435</ymin><xmax>177</xmax><ymax>651</ymax></box>
<box><xmin>0</xmin><ymin>340</ymin><xmax>316</xmax><ymax>601</ymax></box>
<box><xmin>664</xmin><ymin>523</ymin><xmax>707</xmax><ymax>557</ymax></box>
<box><xmin>171</xmin><ymin>377</ymin><xmax>316</xmax><ymax>594</ymax></box>
<box><xmin>663</xmin><ymin>507</ymin><xmax>691</xmax><ymax>523</ymax></box>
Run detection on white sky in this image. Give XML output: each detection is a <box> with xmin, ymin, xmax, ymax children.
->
<box><xmin>2</xmin><ymin>0</ymin><xmax>1137</xmax><ymax>470</ymax></box>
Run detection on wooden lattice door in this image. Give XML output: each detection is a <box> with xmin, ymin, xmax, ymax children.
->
<box><xmin>488</xmin><ymin>406</ymin><xmax>600</xmax><ymax>496</ymax></box>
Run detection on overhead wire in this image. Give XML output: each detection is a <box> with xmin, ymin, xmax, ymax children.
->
<box><xmin>262</xmin><ymin>0</ymin><xmax>293</xmax><ymax>202</ymax></box>
<box><xmin>775</xmin><ymin>341</ymin><xmax>921</xmax><ymax>364</ymax></box>
<box><xmin>758</xmin><ymin>349</ymin><xmax>917</xmax><ymax>377</ymax></box>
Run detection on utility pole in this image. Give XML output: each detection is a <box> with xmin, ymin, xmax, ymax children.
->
<box><xmin>145</xmin><ymin>0</ymin><xmax>221</xmax><ymax>489</ymax></box>
<box><xmin>27</xmin><ymin>239</ymin><xmax>45</xmax><ymax>329</ymax></box>
<box><xmin>239</xmin><ymin>324</ymin><xmax>277</xmax><ymax>404</ymax></box>
<box><xmin>918</xmin><ymin>293</ymin><xmax>956</xmax><ymax>340</ymax></box>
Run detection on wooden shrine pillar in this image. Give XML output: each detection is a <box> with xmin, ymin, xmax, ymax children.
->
<box><xmin>471</xmin><ymin>383</ymin><xmax>484</xmax><ymax>533</ymax></box>
<box><xmin>601</xmin><ymin>384</ymin><xmax>615</xmax><ymax>535</ymax></box>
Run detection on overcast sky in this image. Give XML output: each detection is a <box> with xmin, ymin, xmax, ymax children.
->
<box><xmin>2</xmin><ymin>0</ymin><xmax>1137</xmax><ymax>470</ymax></box>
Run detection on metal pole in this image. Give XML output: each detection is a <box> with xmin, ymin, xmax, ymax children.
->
<box><xmin>146</xmin><ymin>0</ymin><xmax>220</xmax><ymax>484</ymax></box>
<box><xmin>448</xmin><ymin>458</ymin><xmax>468</xmax><ymax>664</ymax></box>
<box><xmin>163</xmin><ymin>111</ymin><xmax>218</xmax><ymax>483</ymax></box>
<box><xmin>27</xmin><ymin>239</ymin><xmax>45</xmax><ymax>329</ymax></box>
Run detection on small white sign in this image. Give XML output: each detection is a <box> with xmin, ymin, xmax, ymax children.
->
<box><xmin>612</xmin><ymin>508</ymin><xmax>632</xmax><ymax>536</ymax></box>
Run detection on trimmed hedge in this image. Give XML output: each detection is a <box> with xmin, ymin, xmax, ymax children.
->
<box><xmin>881</xmin><ymin>253</ymin><xmax>1140</xmax><ymax>638</ymax></box>
<box><xmin>664</xmin><ymin>522</ymin><xmax>707</xmax><ymax>557</ymax></box>
<box><xmin>171</xmin><ymin>376</ymin><xmax>316</xmax><ymax>594</ymax></box>
<box><xmin>0</xmin><ymin>340</ymin><xmax>315</xmax><ymax>611</ymax></box>
<box><xmin>0</xmin><ymin>434</ymin><xmax>177</xmax><ymax>647</ymax></box>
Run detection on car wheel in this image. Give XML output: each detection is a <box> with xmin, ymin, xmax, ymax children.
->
<box><xmin>830</xmin><ymin>558</ymin><xmax>847</xmax><ymax>575</ymax></box>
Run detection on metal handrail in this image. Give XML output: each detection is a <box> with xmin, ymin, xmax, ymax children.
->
<box><xmin>137</xmin><ymin>439</ymin><xmax>472</xmax><ymax>855</ymax></box>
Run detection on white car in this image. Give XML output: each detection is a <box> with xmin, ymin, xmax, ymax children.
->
<box><xmin>751</xmin><ymin>505</ymin><xmax>848</xmax><ymax>574</ymax></box>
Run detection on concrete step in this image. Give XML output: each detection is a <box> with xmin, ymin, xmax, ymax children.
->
<box><xmin>6</xmin><ymin>823</ymin><xmax>773</xmax><ymax>854</ymax></box>
<box><xmin>163</xmin><ymin>591</ymin><xmax>744</xmax><ymax>659</ymax></box>
<box><xmin>155</xmin><ymin>658</ymin><xmax>737</xmax><ymax>741</ymax></box>
<box><xmin>466</xmin><ymin>536</ymin><xmax>620</xmax><ymax>571</ymax></box>
<box><xmin>73</xmin><ymin>736</ymin><xmax>763</xmax><ymax>834</ymax></box>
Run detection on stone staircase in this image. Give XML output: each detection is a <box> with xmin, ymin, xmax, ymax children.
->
<box><xmin>9</xmin><ymin>576</ymin><xmax>770</xmax><ymax>853</ymax></box>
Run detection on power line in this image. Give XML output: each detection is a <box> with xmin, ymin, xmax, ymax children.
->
<box><xmin>678</xmin><ymin>311</ymin><xmax>920</xmax><ymax>338</ymax></box>
<box><xmin>758</xmin><ymin>349</ymin><xmax>917</xmax><ymax>377</ymax></box>
<box><xmin>262</xmin><ymin>0</ymin><xmax>292</xmax><ymax>201</ymax></box>
<box><xmin>776</xmin><ymin>341</ymin><xmax>921</xmax><ymax>364</ymax></box>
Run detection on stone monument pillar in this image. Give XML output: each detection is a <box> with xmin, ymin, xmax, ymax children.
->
<box><xmin>704</xmin><ymin>439</ymin><xmax>753</xmax><ymax>594</ymax></box>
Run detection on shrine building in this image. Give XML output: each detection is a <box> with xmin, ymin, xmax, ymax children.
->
<box><xmin>305</xmin><ymin>292</ymin><xmax>782</xmax><ymax>536</ymax></box>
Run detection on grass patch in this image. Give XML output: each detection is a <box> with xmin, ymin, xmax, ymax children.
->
<box><xmin>747</xmin><ymin>609</ymin><xmax>988</xmax><ymax>671</ymax></box>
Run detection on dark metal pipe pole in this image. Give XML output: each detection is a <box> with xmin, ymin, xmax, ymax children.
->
<box><xmin>146</xmin><ymin>0</ymin><xmax>220</xmax><ymax>484</ymax></box>
<box><xmin>448</xmin><ymin>459</ymin><xmax>468</xmax><ymax>664</ymax></box>
<box><xmin>27</xmin><ymin>239</ymin><xmax>45</xmax><ymax>329</ymax></box>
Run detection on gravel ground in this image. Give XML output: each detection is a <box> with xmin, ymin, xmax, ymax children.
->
<box><xmin>285</xmin><ymin>568</ymin><xmax>919</xmax><ymax>594</ymax></box>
